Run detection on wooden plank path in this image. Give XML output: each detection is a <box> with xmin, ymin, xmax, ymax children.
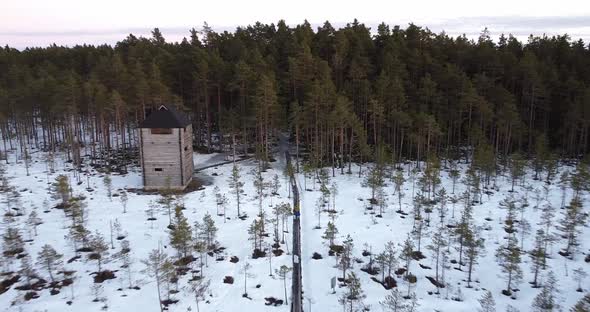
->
<box><xmin>285</xmin><ymin>150</ymin><xmax>303</xmax><ymax>312</ymax></box>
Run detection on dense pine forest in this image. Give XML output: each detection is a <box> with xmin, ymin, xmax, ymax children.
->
<box><xmin>1</xmin><ymin>20</ymin><xmax>590</xmax><ymax>168</ymax></box>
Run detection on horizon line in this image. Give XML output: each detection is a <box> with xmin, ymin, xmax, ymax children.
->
<box><xmin>2</xmin><ymin>15</ymin><xmax>589</xmax><ymax>49</ymax></box>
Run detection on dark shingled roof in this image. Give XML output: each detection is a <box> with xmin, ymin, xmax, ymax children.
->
<box><xmin>139</xmin><ymin>105</ymin><xmax>191</xmax><ymax>128</ymax></box>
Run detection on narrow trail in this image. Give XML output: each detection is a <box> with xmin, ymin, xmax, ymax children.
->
<box><xmin>298</xmin><ymin>171</ymin><xmax>313</xmax><ymax>312</ymax></box>
<box><xmin>279</xmin><ymin>133</ymin><xmax>303</xmax><ymax>312</ymax></box>
<box><xmin>193</xmin><ymin>155</ymin><xmax>251</xmax><ymax>172</ymax></box>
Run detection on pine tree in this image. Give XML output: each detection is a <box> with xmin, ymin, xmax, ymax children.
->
<box><xmin>531</xmin><ymin>271</ymin><xmax>559</xmax><ymax>312</ymax></box>
<box><xmin>214</xmin><ymin>185</ymin><xmax>222</xmax><ymax>215</ymax></box>
<box><xmin>146</xmin><ymin>201</ymin><xmax>158</xmax><ymax>228</ymax></box>
<box><xmin>506</xmin><ymin>305</ymin><xmax>521</xmax><ymax>312</ymax></box>
<box><xmin>52</xmin><ymin>175</ymin><xmax>70</xmax><ymax>207</ymax></box>
<box><xmin>68</xmin><ymin>196</ymin><xmax>88</xmax><ymax>228</ymax></box>
<box><xmin>517</xmin><ymin>203</ymin><xmax>532</xmax><ymax>249</ymax></box>
<box><xmin>219</xmin><ymin>193</ymin><xmax>228</xmax><ymax>220</ymax></box>
<box><xmin>200</xmin><ymin>213</ymin><xmax>217</xmax><ymax>249</ymax></box>
<box><xmin>271</xmin><ymin>204</ymin><xmax>281</xmax><ymax>243</ymax></box>
<box><xmin>169</xmin><ymin>206</ymin><xmax>192</xmax><ymax>258</ymax></box>
<box><xmin>19</xmin><ymin>254</ymin><xmax>37</xmax><ymax>286</ymax></box>
<box><xmin>419</xmin><ymin>153</ymin><xmax>441</xmax><ymax>200</ymax></box>
<box><xmin>142</xmin><ymin>248</ymin><xmax>168</xmax><ymax>312</ymax></box>
<box><xmin>248</xmin><ymin>218</ymin><xmax>264</xmax><ymax>254</ymax></box>
<box><xmin>339</xmin><ymin>272</ymin><xmax>366</xmax><ymax>312</ymax></box>
<box><xmin>376</xmin><ymin>186</ymin><xmax>388</xmax><ymax>216</ymax></box>
<box><xmin>411</xmin><ymin>197</ymin><xmax>427</xmax><ymax>252</ymax></box>
<box><xmin>103</xmin><ymin>173</ymin><xmax>112</xmax><ymax>201</ymax></box>
<box><xmin>500</xmin><ymin>197</ymin><xmax>518</xmax><ymax>236</ymax></box>
<box><xmin>530</xmin><ymin>229</ymin><xmax>546</xmax><ymax>287</ymax></box>
<box><xmin>109</xmin><ymin>219</ymin><xmax>116</xmax><ymax>249</ymax></box>
<box><xmin>228</xmin><ymin>164</ymin><xmax>244</xmax><ymax>217</ymax></box>
<box><xmin>37</xmin><ymin>244</ymin><xmax>63</xmax><ymax>283</ymax></box>
<box><xmin>302</xmin><ymin>162</ymin><xmax>314</xmax><ymax>190</ymax></box>
<box><xmin>572</xmin><ymin>267</ymin><xmax>587</xmax><ymax>292</ymax></box>
<box><xmin>26</xmin><ymin>208</ymin><xmax>42</xmax><ymax>237</ymax></box>
<box><xmin>508</xmin><ymin>152</ymin><xmax>526</xmax><ymax>192</ymax></box>
<box><xmin>64</xmin><ymin>270</ymin><xmax>78</xmax><ymax>301</ymax></box>
<box><xmin>559</xmin><ymin>197</ymin><xmax>587</xmax><ymax>258</ymax></box>
<box><xmin>436</xmin><ymin>188</ymin><xmax>448</xmax><ymax>225</ymax></box>
<box><xmin>544</xmin><ymin>153</ymin><xmax>558</xmax><ymax>184</ymax></box>
<box><xmin>319</xmin><ymin>167</ymin><xmax>331</xmax><ymax>194</ymax></box>
<box><xmin>283</xmin><ymin>161</ymin><xmax>295</xmax><ymax>198</ymax></box>
<box><xmin>322</xmin><ymin>221</ymin><xmax>338</xmax><ymax>248</ymax></box>
<box><xmin>400</xmin><ymin>234</ymin><xmax>414</xmax><ymax>278</ymax></box>
<box><xmin>465</xmin><ymin>165</ymin><xmax>482</xmax><ymax>203</ymax></box>
<box><xmin>449</xmin><ymin>162</ymin><xmax>460</xmax><ymax>194</ymax></box>
<box><xmin>120</xmin><ymin>191</ymin><xmax>128</xmax><ymax>213</ymax></box>
<box><xmin>315</xmin><ymin>196</ymin><xmax>324</xmax><ymax>229</ymax></box>
<box><xmin>193</xmin><ymin>221</ymin><xmax>207</xmax><ymax>276</ymax></box>
<box><xmin>427</xmin><ymin>226</ymin><xmax>448</xmax><ymax>291</ymax></box>
<box><xmin>330</xmin><ymin>182</ymin><xmax>338</xmax><ymax>214</ymax></box>
<box><xmin>189</xmin><ymin>277</ymin><xmax>210</xmax><ymax>312</ymax></box>
<box><xmin>400</xmin><ymin>235</ymin><xmax>417</xmax><ymax>297</ymax></box>
<box><xmin>364</xmin><ymin>154</ymin><xmax>386</xmax><ymax>204</ymax></box>
<box><xmin>91</xmin><ymin>283</ymin><xmax>104</xmax><ymax>303</ymax></box>
<box><xmin>66</xmin><ymin>222</ymin><xmax>90</xmax><ymax>255</ymax></box>
<box><xmin>380</xmin><ymin>288</ymin><xmax>410</xmax><ymax>312</ymax></box>
<box><xmin>276</xmin><ymin>265</ymin><xmax>292</xmax><ymax>305</ymax></box>
<box><xmin>159</xmin><ymin>185</ymin><xmax>175</xmax><ymax>226</ymax></box>
<box><xmin>113</xmin><ymin>219</ymin><xmax>125</xmax><ymax>240</ymax></box>
<box><xmin>464</xmin><ymin>226</ymin><xmax>484</xmax><ymax>288</ymax></box>
<box><xmin>2</xmin><ymin>225</ymin><xmax>24</xmax><ymax>260</ymax></box>
<box><xmin>339</xmin><ymin>235</ymin><xmax>354</xmax><ymax>281</ymax></box>
<box><xmin>571</xmin><ymin>293</ymin><xmax>590</xmax><ymax>311</ymax></box>
<box><xmin>89</xmin><ymin>231</ymin><xmax>110</xmax><ymax>272</ymax></box>
<box><xmin>533</xmin><ymin>133</ymin><xmax>549</xmax><ymax>180</ymax></box>
<box><xmin>277</xmin><ymin>203</ymin><xmax>292</xmax><ymax>244</ymax></box>
<box><xmin>271</xmin><ymin>174</ymin><xmax>281</xmax><ymax>196</ymax></box>
<box><xmin>473</xmin><ymin>143</ymin><xmax>495</xmax><ymax>187</ymax></box>
<box><xmin>383</xmin><ymin>241</ymin><xmax>398</xmax><ymax>280</ymax></box>
<box><xmin>570</xmin><ymin>162</ymin><xmax>590</xmax><ymax>199</ymax></box>
<box><xmin>478</xmin><ymin>290</ymin><xmax>496</xmax><ymax>312</ymax></box>
<box><xmin>405</xmin><ymin>293</ymin><xmax>420</xmax><ymax>312</ymax></box>
<box><xmin>455</xmin><ymin>198</ymin><xmax>474</xmax><ymax>267</ymax></box>
<box><xmin>375</xmin><ymin>251</ymin><xmax>388</xmax><ymax>282</ymax></box>
<box><xmin>539</xmin><ymin>203</ymin><xmax>556</xmax><ymax>267</ymax></box>
<box><xmin>119</xmin><ymin>239</ymin><xmax>134</xmax><ymax>288</ymax></box>
<box><xmin>241</xmin><ymin>262</ymin><xmax>253</xmax><ymax>297</ymax></box>
<box><xmin>252</xmin><ymin>164</ymin><xmax>268</xmax><ymax>214</ymax></box>
<box><xmin>496</xmin><ymin>234</ymin><xmax>522</xmax><ymax>296</ymax></box>
<box><xmin>558</xmin><ymin>171</ymin><xmax>570</xmax><ymax>208</ymax></box>
<box><xmin>392</xmin><ymin>170</ymin><xmax>405</xmax><ymax>212</ymax></box>
<box><xmin>214</xmin><ymin>186</ymin><xmax>229</xmax><ymax>218</ymax></box>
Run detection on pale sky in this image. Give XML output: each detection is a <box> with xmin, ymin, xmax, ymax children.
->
<box><xmin>1</xmin><ymin>0</ymin><xmax>590</xmax><ymax>48</ymax></box>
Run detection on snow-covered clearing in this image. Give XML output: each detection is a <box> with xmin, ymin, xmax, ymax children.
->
<box><xmin>298</xmin><ymin>162</ymin><xmax>589</xmax><ymax>312</ymax></box>
<box><xmin>0</xmin><ymin>146</ymin><xmax>589</xmax><ymax>312</ymax></box>
<box><xmin>0</xmin><ymin>149</ymin><xmax>293</xmax><ymax>312</ymax></box>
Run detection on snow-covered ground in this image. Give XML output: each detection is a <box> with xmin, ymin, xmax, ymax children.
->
<box><xmin>0</xmin><ymin>147</ymin><xmax>588</xmax><ymax>312</ymax></box>
<box><xmin>0</xmin><ymin>150</ymin><xmax>293</xmax><ymax>312</ymax></box>
<box><xmin>297</xmin><ymin>163</ymin><xmax>590</xmax><ymax>312</ymax></box>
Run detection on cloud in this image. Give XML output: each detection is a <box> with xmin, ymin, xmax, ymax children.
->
<box><xmin>422</xmin><ymin>15</ymin><xmax>590</xmax><ymax>38</ymax></box>
<box><xmin>1</xmin><ymin>16</ymin><xmax>589</xmax><ymax>49</ymax></box>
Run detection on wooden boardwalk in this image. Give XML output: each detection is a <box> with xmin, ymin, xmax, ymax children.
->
<box><xmin>285</xmin><ymin>150</ymin><xmax>303</xmax><ymax>312</ymax></box>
